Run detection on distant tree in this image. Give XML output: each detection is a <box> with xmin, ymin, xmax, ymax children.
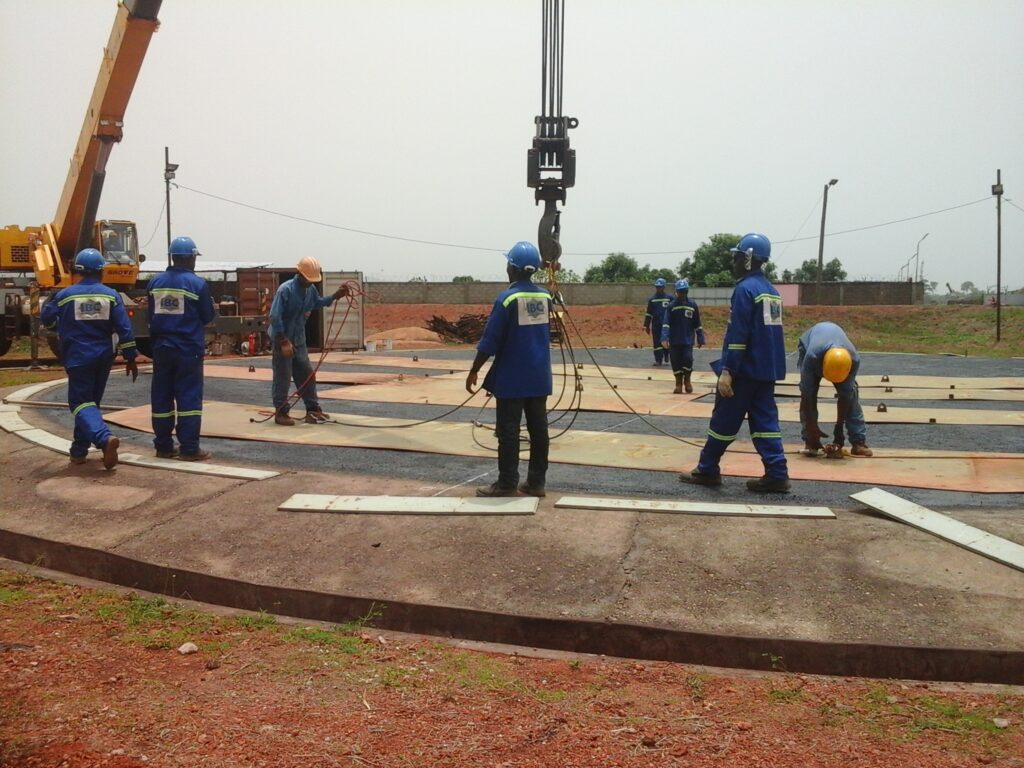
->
<box><xmin>781</xmin><ymin>269</ymin><xmax>794</xmax><ymax>283</ymax></box>
<box><xmin>408</xmin><ymin>275</ymin><xmax>428</xmax><ymax>283</ymax></box>
<box><xmin>678</xmin><ymin>233</ymin><xmax>778</xmax><ymax>287</ymax></box>
<box><xmin>788</xmin><ymin>257</ymin><xmax>846</xmax><ymax>283</ymax></box>
<box><xmin>535</xmin><ymin>266</ymin><xmax>583</xmax><ymax>283</ymax></box>
<box><xmin>451</xmin><ymin>275</ymin><xmax>480</xmax><ymax>284</ymax></box>
<box><xmin>583</xmin><ymin>252</ymin><xmax>675</xmax><ymax>283</ymax></box>
<box><xmin>960</xmin><ymin>280</ymin><xmax>977</xmax><ymax>293</ymax></box>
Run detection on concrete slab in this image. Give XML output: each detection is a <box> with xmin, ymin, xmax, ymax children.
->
<box><xmin>280</xmin><ymin>494</ymin><xmax>537</xmax><ymax>515</ymax></box>
<box><xmin>556</xmin><ymin>495</ymin><xmax>835</xmax><ymax>518</ymax></box>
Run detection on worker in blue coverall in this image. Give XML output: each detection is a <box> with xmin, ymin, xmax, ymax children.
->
<box><xmin>642</xmin><ymin>278</ymin><xmax>672</xmax><ymax>366</ymax></box>
<box><xmin>40</xmin><ymin>248</ymin><xmax>139</xmax><ymax>470</ymax></box>
<box><xmin>465</xmin><ymin>241</ymin><xmax>552</xmax><ymax>498</ymax></box>
<box><xmin>147</xmin><ymin>236</ymin><xmax>217</xmax><ymax>461</ymax></box>
<box><xmin>269</xmin><ymin>256</ymin><xmax>349</xmax><ymax>426</ymax></box>
<box><xmin>660</xmin><ymin>278</ymin><xmax>706</xmax><ymax>394</ymax></box>
<box><xmin>798</xmin><ymin>321</ymin><xmax>873</xmax><ymax>457</ymax></box>
<box><xmin>679</xmin><ymin>233</ymin><xmax>790</xmax><ymax>493</ymax></box>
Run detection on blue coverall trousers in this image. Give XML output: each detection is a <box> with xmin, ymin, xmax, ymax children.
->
<box><xmin>272</xmin><ymin>344</ymin><xmax>321</xmax><ymax>414</ymax></box>
<box><xmin>649</xmin><ymin>327</ymin><xmax>666</xmax><ymax>364</ymax></box>
<box><xmin>67</xmin><ymin>355</ymin><xmax>115</xmax><ymax>459</ymax></box>
<box><xmin>697</xmin><ymin>377</ymin><xmax>789</xmax><ymax>481</ymax></box>
<box><xmin>668</xmin><ymin>344</ymin><xmax>694</xmax><ymax>375</ymax></box>
<box><xmin>151</xmin><ymin>347</ymin><xmax>205</xmax><ymax>455</ymax></box>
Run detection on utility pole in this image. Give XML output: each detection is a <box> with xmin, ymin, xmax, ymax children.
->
<box><xmin>992</xmin><ymin>169</ymin><xmax>1003</xmax><ymax>341</ymax></box>
<box><xmin>816</xmin><ymin>178</ymin><xmax>839</xmax><ymax>304</ymax></box>
<box><xmin>164</xmin><ymin>147</ymin><xmax>179</xmax><ymax>266</ymax></box>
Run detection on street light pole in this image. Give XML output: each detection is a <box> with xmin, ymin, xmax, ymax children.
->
<box><xmin>992</xmin><ymin>169</ymin><xmax>1003</xmax><ymax>341</ymax></box>
<box><xmin>816</xmin><ymin>178</ymin><xmax>839</xmax><ymax>304</ymax></box>
<box><xmin>164</xmin><ymin>147</ymin><xmax>179</xmax><ymax>267</ymax></box>
<box><xmin>913</xmin><ymin>233</ymin><xmax>929</xmax><ymax>282</ymax></box>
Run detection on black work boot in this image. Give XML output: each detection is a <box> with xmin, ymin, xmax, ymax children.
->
<box><xmin>746</xmin><ymin>475</ymin><xmax>791</xmax><ymax>493</ymax></box>
<box><xmin>679</xmin><ymin>468</ymin><xmax>722</xmax><ymax>487</ymax></box>
<box><xmin>683</xmin><ymin>371</ymin><xmax>693</xmax><ymax>394</ymax></box>
<box><xmin>673</xmin><ymin>373</ymin><xmax>683</xmax><ymax>394</ymax></box>
<box><xmin>476</xmin><ymin>483</ymin><xmax>518</xmax><ymax>498</ymax></box>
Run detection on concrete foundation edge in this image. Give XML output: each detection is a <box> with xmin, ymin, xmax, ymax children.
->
<box><xmin>1</xmin><ymin>528</ymin><xmax>1020</xmax><ymax>685</ymax></box>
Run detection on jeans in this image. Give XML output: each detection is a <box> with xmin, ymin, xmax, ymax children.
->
<box><xmin>272</xmin><ymin>343</ymin><xmax>320</xmax><ymax>413</ymax></box>
<box><xmin>495</xmin><ymin>396</ymin><xmax>549</xmax><ymax>489</ymax></box>
<box><xmin>799</xmin><ymin>378</ymin><xmax>867</xmax><ymax>445</ymax></box>
<box><xmin>66</xmin><ymin>356</ymin><xmax>114</xmax><ymax>458</ymax></box>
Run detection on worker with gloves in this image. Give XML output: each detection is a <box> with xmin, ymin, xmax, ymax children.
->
<box><xmin>466</xmin><ymin>241</ymin><xmax>552</xmax><ymax>498</ymax></box>
<box><xmin>642</xmin><ymin>278</ymin><xmax>672</xmax><ymax>366</ymax></box>
<box><xmin>147</xmin><ymin>236</ymin><xmax>217</xmax><ymax>460</ymax></box>
<box><xmin>40</xmin><ymin>248</ymin><xmax>139</xmax><ymax>469</ymax></box>
<box><xmin>660</xmin><ymin>279</ymin><xmax>705</xmax><ymax>394</ymax></box>
<box><xmin>797</xmin><ymin>321</ymin><xmax>872</xmax><ymax>457</ymax></box>
<box><xmin>269</xmin><ymin>256</ymin><xmax>349</xmax><ymax>426</ymax></box>
<box><xmin>680</xmin><ymin>233</ymin><xmax>790</xmax><ymax>493</ymax></box>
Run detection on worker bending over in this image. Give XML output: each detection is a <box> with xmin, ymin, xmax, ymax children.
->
<box><xmin>660</xmin><ymin>279</ymin><xmax>705</xmax><ymax>394</ymax></box>
<box><xmin>41</xmin><ymin>248</ymin><xmax>139</xmax><ymax>469</ymax></box>
<box><xmin>269</xmin><ymin>257</ymin><xmax>349</xmax><ymax>426</ymax></box>
<box><xmin>147</xmin><ymin>236</ymin><xmax>217</xmax><ymax>460</ymax></box>
<box><xmin>642</xmin><ymin>278</ymin><xmax>672</xmax><ymax>366</ymax></box>
<box><xmin>466</xmin><ymin>242</ymin><xmax>552</xmax><ymax>498</ymax></box>
<box><xmin>680</xmin><ymin>233</ymin><xmax>790</xmax><ymax>493</ymax></box>
<box><xmin>797</xmin><ymin>321</ymin><xmax>873</xmax><ymax>457</ymax></box>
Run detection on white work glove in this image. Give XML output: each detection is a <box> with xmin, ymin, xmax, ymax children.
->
<box><xmin>717</xmin><ymin>370</ymin><xmax>734</xmax><ymax>398</ymax></box>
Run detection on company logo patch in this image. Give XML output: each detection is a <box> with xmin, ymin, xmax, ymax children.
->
<box><xmin>762</xmin><ymin>297</ymin><xmax>783</xmax><ymax>326</ymax></box>
<box><xmin>74</xmin><ymin>298</ymin><xmax>110</xmax><ymax>321</ymax></box>
<box><xmin>153</xmin><ymin>292</ymin><xmax>185</xmax><ymax>315</ymax></box>
<box><xmin>517</xmin><ymin>296</ymin><xmax>550</xmax><ymax>326</ymax></box>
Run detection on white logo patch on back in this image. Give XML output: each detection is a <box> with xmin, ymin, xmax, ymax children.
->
<box><xmin>517</xmin><ymin>296</ymin><xmax>550</xmax><ymax>326</ymax></box>
<box><xmin>153</xmin><ymin>291</ymin><xmax>185</xmax><ymax>315</ymax></box>
<box><xmin>74</xmin><ymin>297</ymin><xmax>111</xmax><ymax>321</ymax></box>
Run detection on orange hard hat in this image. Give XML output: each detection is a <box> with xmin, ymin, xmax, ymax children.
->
<box><xmin>296</xmin><ymin>256</ymin><xmax>322</xmax><ymax>282</ymax></box>
<box><xmin>822</xmin><ymin>347</ymin><xmax>853</xmax><ymax>383</ymax></box>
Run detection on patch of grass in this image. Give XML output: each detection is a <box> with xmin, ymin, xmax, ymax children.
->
<box><xmin>0</xmin><ymin>586</ymin><xmax>30</xmax><ymax>605</ymax></box>
<box><xmin>686</xmin><ymin>673</ymin><xmax>707</xmax><ymax>702</ymax></box>
<box><xmin>285</xmin><ymin>626</ymin><xmax>365</xmax><ymax>654</ymax></box>
<box><xmin>768</xmin><ymin>687</ymin><xmax>804</xmax><ymax>704</ymax></box>
<box><xmin>909</xmin><ymin>696</ymin><xmax>1004</xmax><ymax>735</ymax></box>
<box><xmin>235</xmin><ymin>610</ymin><xmax>277</xmax><ymax>630</ymax></box>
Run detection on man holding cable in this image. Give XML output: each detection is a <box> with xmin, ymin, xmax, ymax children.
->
<box><xmin>269</xmin><ymin>256</ymin><xmax>349</xmax><ymax>426</ymax></box>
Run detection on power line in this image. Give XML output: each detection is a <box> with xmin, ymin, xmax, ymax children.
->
<box><xmin>172</xmin><ymin>183</ymin><xmax>993</xmax><ymax>257</ymax></box>
<box><xmin>1005</xmin><ymin>197</ymin><xmax>1024</xmax><ymax>214</ymax></box>
<box><xmin>139</xmin><ymin>196</ymin><xmax>167</xmax><ymax>250</ymax></box>
<box><xmin>776</xmin><ymin>191</ymin><xmax>824</xmax><ymax>260</ymax></box>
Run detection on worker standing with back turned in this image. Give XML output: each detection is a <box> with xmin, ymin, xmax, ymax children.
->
<box><xmin>660</xmin><ymin>278</ymin><xmax>705</xmax><ymax>394</ymax></box>
<box><xmin>269</xmin><ymin>257</ymin><xmax>349</xmax><ymax>426</ymax></box>
<box><xmin>147</xmin><ymin>236</ymin><xmax>217</xmax><ymax>461</ymax></box>
<box><xmin>797</xmin><ymin>321</ymin><xmax>873</xmax><ymax>457</ymax></box>
<box><xmin>41</xmin><ymin>248</ymin><xmax>139</xmax><ymax>469</ymax></box>
<box><xmin>466</xmin><ymin>242</ymin><xmax>552</xmax><ymax>498</ymax></box>
<box><xmin>679</xmin><ymin>233</ymin><xmax>790</xmax><ymax>493</ymax></box>
<box><xmin>642</xmin><ymin>277</ymin><xmax>672</xmax><ymax>366</ymax></box>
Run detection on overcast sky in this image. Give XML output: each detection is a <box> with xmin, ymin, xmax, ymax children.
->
<box><xmin>2</xmin><ymin>1</ymin><xmax>1022</xmax><ymax>290</ymax></box>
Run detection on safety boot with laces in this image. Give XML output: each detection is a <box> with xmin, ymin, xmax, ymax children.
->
<box><xmin>304</xmin><ymin>410</ymin><xmax>329</xmax><ymax>424</ymax></box>
<box><xmin>746</xmin><ymin>475</ymin><xmax>791</xmax><ymax>493</ymax></box>
<box><xmin>850</xmin><ymin>442</ymin><xmax>873</xmax><ymax>457</ymax></box>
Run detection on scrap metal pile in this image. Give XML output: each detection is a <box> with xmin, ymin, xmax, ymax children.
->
<box><xmin>424</xmin><ymin>313</ymin><xmax>489</xmax><ymax>343</ymax></box>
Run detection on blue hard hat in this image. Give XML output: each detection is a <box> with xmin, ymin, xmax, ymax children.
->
<box><xmin>73</xmin><ymin>248</ymin><xmax>105</xmax><ymax>273</ymax></box>
<box><xmin>169</xmin><ymin>235</ymin><xmax>201</xmax><ymax>259</ymax></box>
<box><xmin>675</xmin><ymin>278</ymin><xmax>689</xmax><ymax>291</ymax></box>
<box><xmin>653</xmin><ymin>278</ymin><xmax>667</xmax><ymax>287</ymax></box>
<box><xmin>730</xmin><ymin>232</ymin><xmax>771</xmax><ymax>261</ymax></box>
<box><xmin>505</xmin><ymin>241</ymin><xmax>542</xmax><ymax>272</ymax></box>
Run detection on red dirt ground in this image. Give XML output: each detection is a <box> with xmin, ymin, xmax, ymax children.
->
<box><xmin>2</xmin><ymin>571</ymin><xmax>1022</xmax><ymax>768</ymax></box>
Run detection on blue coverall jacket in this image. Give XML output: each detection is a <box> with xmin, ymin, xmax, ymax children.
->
<box><xmin>268</xmin><ymin>276</ymin><xmax>336</xmax><ymax>348</ymax></box>
<box><xmin>477</xmin><ymin>280</ymin><xmax>553</xmax><ymax>399</ymax></box>
<box><xmin>147</xmin><ymin>266</ymin><xmax>217</xmax><ymax>354</ymax></box>
<box><xmin>40</xmin><ymin>277</ymin><xmax>137</xmax><ymax>366</ymax></box>
<box><xmin>660</xmin><ymin>298</ymin><xmax>706</xmax><ymax>346</ymax></box>
<box><xmin>719</xmin><ymin>270</ymin><xmax>786</xmax><ymax>382</ymax></box>
<box><xmin>643</xmin><ymin>293</ymin><xmax>671</xmax><ymax>331</ymax></box>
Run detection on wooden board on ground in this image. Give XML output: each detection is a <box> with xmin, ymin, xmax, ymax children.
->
<box><xmin>279</xmin><ymin>493</ymin><xmax>536</xmax><ymax>515</ymax></box>
<box><xmin>850</xmin><ymin>487</ymin><xmax>1024</xmax><ymax>573</ymax></box>
<box><xmin>203</xmin><ymin>364</ymin><xmax>395</xmax><ymax>386</ymax></box>
<box><xmin>320</xmin><ymin>354</ymin><xmax>1024</xmax><ymax>390</ymax></box>
<box><xmin>555</xmin><ymin>496</ymin><xmax>835</xmax><ymax>519</ymax></box>
<box><xmin>318</xmin><ymin>375</ymin><xmax>1024</xmax><ymax>426</ymax></box>
<box><xmin>104</xmin><ymin>401</ymin><xmax>1024</xmax><ymax>494</ymax></box>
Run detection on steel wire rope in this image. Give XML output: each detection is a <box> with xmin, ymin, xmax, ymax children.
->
<box><xmin>139</xmin><ymin>197</ymin><xmax>167</xmax><ymax>250</ymax></box>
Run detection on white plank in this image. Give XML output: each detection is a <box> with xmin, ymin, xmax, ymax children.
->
<box><xmin>279</xmin><ymin>494</ymin><xmax>537</xmax><ymax>515</ymax></box>
<box><xmin>118</xmin><ymin>453</ymin><xmax>278</xmax><ymax>480</ymax></box>
<box><xmin>850</xmin><ymin>487</ymin><xmax>1024</xmax><ymax>573</ymax></box>
<box><xmin>7</xmin><ymin>379</ymin><xmax>67</xmax><ymax>401</ymax></box>
<box><xmin>0</xmin><ymin>411</ymin><xmax>32</xmax><ymax>433</ymax></box>
<box><xmin>16</xmin><ymin>428</ymin><xmax>74</xmax><ymax>454</ymax></box>
<box><xmin>0</xmin><ymin>403</ymin><xmax>21</xmax><ymax>412</ymax></box>
<box><xmin>555</xmin><ymin>495</ymin><xmax>835</xmax><ymax>519</ymax></box>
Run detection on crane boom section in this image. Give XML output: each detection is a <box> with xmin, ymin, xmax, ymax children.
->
<box><xmin>53</xmin><ymin>0</ymin><xmax>161</xmax><ymax>260</ymax></box>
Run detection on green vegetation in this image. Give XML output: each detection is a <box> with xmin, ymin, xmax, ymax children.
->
<box><xmin>583</xmin><ymin>252</ymin><xmax>678</xmax><ymax>284</ymax></box>
<box><xmin>678</xmin><ymin>233</ymin><xmax>779</xmax><ymax>286</ymax></box>
<box><xmin>782</xmin><ymin>257</ymin><xmax>847</xmax><ymax>283</ymax></box>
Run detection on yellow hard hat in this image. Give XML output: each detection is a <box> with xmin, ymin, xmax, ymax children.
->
<box><xmin>822</xmin><ymin>347</ymin><xmax>853</xmax><ymax>383</ymax></box>
<box><xmin>296</xmin><ymin>256</ymin><xmax>322</xmax><ymax>282</ymax></box>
